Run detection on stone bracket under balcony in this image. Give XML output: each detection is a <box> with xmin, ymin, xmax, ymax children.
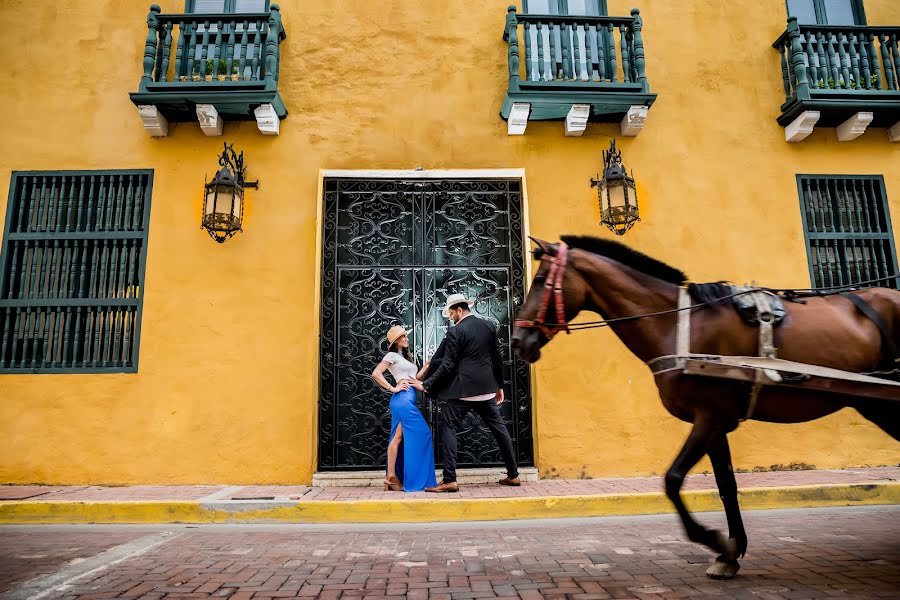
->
<box><xmin>500</xmin><ymin>7</ymin><xmax>656</xmax><ymax>135</ymax></box>
<box><xmin>777</xmin><ymin>94</ymin><xmax>900</xmax><ymax>129</ymax></box>
<box><xmin>130</xmin><ymin>85</ymin><xmax>287</xmax><ymax>122</ymax></box>
<box><xmin>774</xmin><ymin>18</ymin><xmax>900</xmax><ymax>141</ymax></box>
<box><xmin>129</xmin><ymin>4</ymin><xmax>288</xmax><ymax>135</ymax></box>
<box><xmin>500</xmin><ymin>84</ymin><xmax>654</xmax><ymax>120</ymax></box>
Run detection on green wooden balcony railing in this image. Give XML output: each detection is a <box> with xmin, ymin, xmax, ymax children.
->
<box><xmin>773</xmin><ymin>17</ymin><xmax>900</xmax><ymax>128</ymax></box>
<box><xmin>129</xmin><ymin>4</ymin><xmax>287</xmax><ymax>122</ymax></box>
<box><xmin>500</xmin><ymin>5</ymin><xmax>656</xmax><ymax>124</ymax></box>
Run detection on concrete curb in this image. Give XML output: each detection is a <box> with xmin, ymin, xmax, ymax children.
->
<box><xmin>0</xmin><ymin>482</ymin><xmax>896</xmax><ymax>524</ymax></box>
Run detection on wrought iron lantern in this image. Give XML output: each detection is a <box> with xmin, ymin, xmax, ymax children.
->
<box><xmin>590</xmin><ymin>139</ymin><xmax>640</xmax><ymax>236</ymax></box>
<box><xmin>202</xmin><ymin>143</ymin><xmax>258</xmax><ymax>243</ymax></box>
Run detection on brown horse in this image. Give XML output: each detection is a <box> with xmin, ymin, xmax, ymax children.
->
<box><xmin>512</xmin><ymin>235</ymin><xmax>900</xmax><ymax>579</ymax></box>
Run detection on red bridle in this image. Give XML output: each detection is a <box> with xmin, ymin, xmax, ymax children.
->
<box><xmin>515</xmin><ymin>242</ymin><xmax>570</xmax><ymax>339</ymax></box>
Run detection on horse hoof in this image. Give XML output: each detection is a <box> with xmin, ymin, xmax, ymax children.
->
<box><xmin>706</xmin><ymin>557</ymin><xmax>740</xmax><ymax>579</ymax></box>
<box><xmin>714</xmin><ymin>531</ymin><xmax>740</xmax><ymax>561</ymax></box>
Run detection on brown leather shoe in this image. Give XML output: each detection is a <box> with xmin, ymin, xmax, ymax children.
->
<box><xmin>498</xmin><ymin>476</ymin><xmax>521</xmax><ymax>486</ymax></box>
<box><xmin>384</xmin><ymin>476</ymin><xmax>403</xmax><ymax>492</ymax></box>
<box><xmin>425</xmin><ymin>480</ymin><xmax>459</xmax><ymax>493</ymax></box>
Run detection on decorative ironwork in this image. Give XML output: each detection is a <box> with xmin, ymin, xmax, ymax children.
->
<box><xmin>202</xmin><ymin>143</ymin><xmax>258</xmax><ymax>244</ymax></box>
<box><xmin>219</xmin><ymin>143</ymin><xmax>255</xmax><ymax>186</ymax></box>
<box><xmin>319</xmin><ymin>178</ymin><xmax>533</xmax><ymax>470</ymax></box>
<box><xmin>592</xmin><ymin>139</ymin><xmax>640</xmax><ymax>236</ymax></box>
<box><xmin>0</xmin><ymin>170</ymin><xmax>153</xmax><ymax>373</ymax></box>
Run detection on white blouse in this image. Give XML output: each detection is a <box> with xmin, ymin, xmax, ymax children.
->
<box><xmin>383</xmin><ymin>351</ymin><xmax>418</xmax><ymax>382</ymax></box>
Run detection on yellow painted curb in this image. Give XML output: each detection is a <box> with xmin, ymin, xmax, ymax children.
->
<box><xmin>0</xmin><ymin>482</ymin><xmax>896</xmax><ymax>524</ymax></box>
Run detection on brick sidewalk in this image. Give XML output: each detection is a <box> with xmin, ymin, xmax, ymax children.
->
<box><xmin>1</xmin><ymin>506</ymin><xmax>898</xmax><ymax>599</ymax></box>
<box><xmin>1</xmin><ymin>467</ymin><xmax>897</xmax><ymax>503</ymax></box>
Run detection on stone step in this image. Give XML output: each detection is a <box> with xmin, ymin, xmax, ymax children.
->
<box><xmin>312</xmin><ymin>467</ymin><xmax>539</xmax><ymax>488</ymax></box>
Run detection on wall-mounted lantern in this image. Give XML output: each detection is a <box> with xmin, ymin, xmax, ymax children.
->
<box><xmin>202</xmin><ymin>143</ymin><xmax>258</xmax><ymax>243</ymax></box>
<box><xmin>590</xmin><ymin>139</ymin><xmax>640</xmax><ymax>236</ymax></box>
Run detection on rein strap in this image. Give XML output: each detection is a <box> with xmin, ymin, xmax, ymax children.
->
<box><xmin>515</xmin><ymin>242</ymin><xmax>570</xmax><ymax>339</ymax></box>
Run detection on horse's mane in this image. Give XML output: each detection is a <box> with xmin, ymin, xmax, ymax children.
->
<box><xmin>559</xmin><ymin>235</ymin><xmax>688</xmax><ymax>286</ymax></box>
<box><xmin>687</xmin><ymin>282</ymin><xmax>734</xmax><ymax>304</ymax></box>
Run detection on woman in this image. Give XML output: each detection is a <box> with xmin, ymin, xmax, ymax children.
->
<box><xmin>371</xmin><ymin>325</ymin><xmax>438</xmax><ymax>492</ymax></box>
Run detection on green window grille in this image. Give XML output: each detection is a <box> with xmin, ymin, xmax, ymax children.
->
<box><xmin>797</xmin><ymin>175</ymin><xmax>898</xmax><ymax>290</ymax></box>
<box><xmin>0</xmin><ymin>170</ymin><xmax>153</xmax><ymax>373</ymax></box>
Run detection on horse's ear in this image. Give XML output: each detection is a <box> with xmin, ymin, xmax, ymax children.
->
<box><xmin>528</xmin><ymin>236</ymin><xmax>554</xmax><ymax>255</ymax></box>
<box><xmin>529</xmin><ymin>236</ymin><xmax>558</xmax><ymax>260</ymax></box>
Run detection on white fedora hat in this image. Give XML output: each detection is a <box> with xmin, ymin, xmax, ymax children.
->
<box><xmin>441</xmin><ymin>293</ymin><xmax>475</xmax><ymax>318</ymax></box>
<box><xmin>385</xmin><ymin>324</ymin><xmax>412</xmax><ymax>346</ymax></box>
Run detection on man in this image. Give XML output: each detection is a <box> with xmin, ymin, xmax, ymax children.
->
<box><xmin>411</xmin><ymin>293</ymin><xmax>520</xmax><ymax>493</ymax></box>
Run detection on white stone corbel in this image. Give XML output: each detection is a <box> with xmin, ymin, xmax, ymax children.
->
<box><xmin>620</xmin><ymin>105</ymin><xmax>649</xmax><ymax>137</ymax></box>
<box><xmin>836</xmin><ymin>111</ymin><xmax>874</xmax><ymax>142</ymax></box>
<box><xmin>137</xmin><ymin>105</ymin><xmax>168</xmax><ymax>137</ymax></box>
<box><xmin>888</xmin><ymin>121</ymin><xmax>900</xmax><ymax>143</ymax></box>
<box><xmin>565</xmin><ymin>104</ymin><xmax>591</xmax><ymax>136</ymax></box>
<box><xmin>784</xmin><ymin>110</ymin><xmax>820</xmax><ymax>142</ymax></box>
<box><xmin>196</xmin><ymin>104</ymin><xmax>223</xmax><ymax>136</ymax></box>
<box><xmin>507</xmin><ymin>102</ymin><xmax>530</xmax><ymax>135</ymax></box>
<box><xmin>254</xmin><ymin>104</ymin><xmax>280</xmax><ymax>135</ymax></box>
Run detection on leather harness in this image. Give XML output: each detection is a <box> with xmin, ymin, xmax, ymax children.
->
<box><xmin>516</xmin><ymin>243</ymin><xmax>899</xmax><ymax>421</ymax></box>
<box><xmin>840</xmin><ymin>292</ymin><xmax>900</xmax><ymax>374</ymax></box>
<box><xmin>514</xmin><ymin>242</ymin><xmax>570</xmax><ymax>340</ymax></box>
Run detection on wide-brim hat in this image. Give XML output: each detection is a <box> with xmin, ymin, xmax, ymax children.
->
<box><xmin>441</xmin><ymin>293</ymin><xmax>475</xmax><ymax>318</ymax></box>
<box><xmin>385</xmin><ymin>324</ymin><xmax>412</xmax><ymax>346</ymax></box>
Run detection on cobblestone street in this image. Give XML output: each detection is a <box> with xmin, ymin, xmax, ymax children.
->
<box><xmin>1</xmin><ymin>506</ymin><xmax>897</xmax><ymax>599</ymax></box>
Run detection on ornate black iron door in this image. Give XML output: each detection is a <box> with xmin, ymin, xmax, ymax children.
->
<box><xmin>319</xmin><ymin>178</ymin><xmax>532</xmax><ymax>471</ymax></box>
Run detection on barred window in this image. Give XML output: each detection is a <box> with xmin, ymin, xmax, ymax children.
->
<box><xmin>797</xmin><ymin>175</ymin><xmax>898</xmax><ymax>291</ymax></box>
<box><xmin>0</xmin><ymin>171</ymin><xmax>153</xmax><ymax>373</ymax></box>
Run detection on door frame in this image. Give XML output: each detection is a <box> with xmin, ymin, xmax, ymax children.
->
<box><xmin>312</xmin><ymin>168</ymin><xmax>537</xmax><ymax>472</ymax></box>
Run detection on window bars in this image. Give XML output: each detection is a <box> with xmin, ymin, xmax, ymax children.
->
<box><xmin>0</xmin><ymin>171</ymin><xmax>153</xmax><ymax>373</ymax></box>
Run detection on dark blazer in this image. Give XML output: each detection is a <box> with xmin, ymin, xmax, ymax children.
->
<box><xmin>420</xmin><ymin>338</ymin><xmax>447</xmax><ymax>382</ymax></box>
<box><xmin>423</xmin><ymin>315</ymin><xmax>505</xmax><ymax>401</ymax></box>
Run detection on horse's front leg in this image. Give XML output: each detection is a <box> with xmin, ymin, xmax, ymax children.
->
<box><xmin>705</xmin><ymin>433</ymin><xmax>746</xmax><ymax>579</ymax></box>
<box><xmin>664</xmin><ymin>416</ymin><xmax>739</xmax><ymax>565</ymax></box>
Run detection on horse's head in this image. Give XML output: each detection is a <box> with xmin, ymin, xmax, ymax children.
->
<box><xmin>512</xmin><ymin>238</ymin><xmax>589</xmax><ymax>363</ymax></box>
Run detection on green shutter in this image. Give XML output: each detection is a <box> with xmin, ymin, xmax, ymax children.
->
<box><xmin>785</xmin><ymin>0</ymin><xmax>866</xmax><ymax>25</ymax></box>
<box><xmin>186</xmin><ymin>0</ymin><xmax>268</xmax><ymax>13</ymax></box>
<box><xmin>797</xmin><ymin>175</ymin><xmax>898</xmax><ymax>290</ymax></box>
<box><xmin>0</xmin><ymin>170</ymin><xmax>153</xmax><ymax>373</ymax></box>
<box><xmin>523</xmin><ymin>1</ymin><xmax>607</xmax><ymax>16</ymax></box>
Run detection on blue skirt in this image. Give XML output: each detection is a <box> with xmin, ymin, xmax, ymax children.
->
<box><xmin>389</xmin><ymin>388</ymin><xmax>438</xmax><ymax>492</ymax></box>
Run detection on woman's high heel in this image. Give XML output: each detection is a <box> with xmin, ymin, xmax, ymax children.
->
<box><xmin>384</xmin><ymin>476</ymin><xmax>402</xmax><ymax>491</ymax></box>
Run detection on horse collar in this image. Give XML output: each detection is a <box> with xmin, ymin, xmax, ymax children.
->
<box><xmin>516</xmin><ymin>242</ymin><xmax>570</xmax><ymax>339</ymax></box>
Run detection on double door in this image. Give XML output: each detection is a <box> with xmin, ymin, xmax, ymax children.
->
<box><xmin>318</xmin><ymin>177</ymin><xmax>533</xmax><ymax>471</ymax></box>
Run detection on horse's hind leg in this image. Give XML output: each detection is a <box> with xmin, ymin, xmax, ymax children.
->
<box><xmin>706</xmin><ymin>434</ymin><xmax>745</xmax><ymax>579</ymax></box>
<box><xmin>664</xmin><ymin>416</ymin><xmax>739</xmax><ymax>568</ymax></box>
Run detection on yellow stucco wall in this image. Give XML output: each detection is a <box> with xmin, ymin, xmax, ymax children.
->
<box><xmin>0</xmin><ymin>0</ymin><xmax>897</xmax><ymax>484</ymax></box>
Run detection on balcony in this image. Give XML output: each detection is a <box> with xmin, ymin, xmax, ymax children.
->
<box><xmin>500</xmin><ymin>6</ymin><xmax>656</xmax><ymax>136</ymax></box>
<box><xmin>129</xmin><ymin>4</ymin><xmax>287</xmax><ymax>137</ymax></box>
<box><xmin>773</xmin><ymin>16</ymin><xmax>900</xmax><ymax>142</ymax></box>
